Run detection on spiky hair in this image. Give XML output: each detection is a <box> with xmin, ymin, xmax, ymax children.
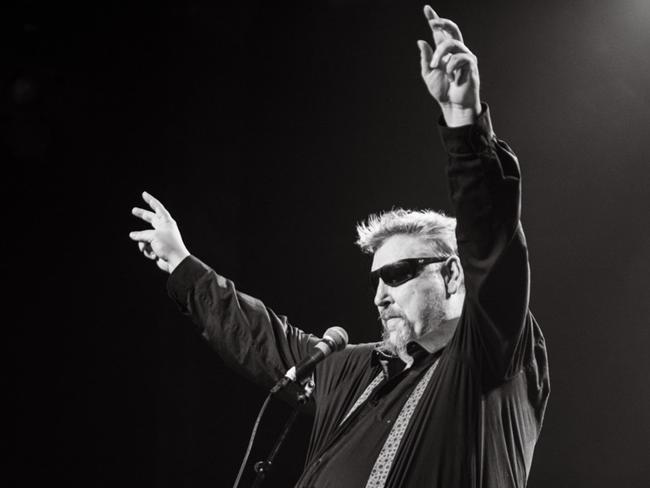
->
<box><xmin>355</xmin><ymin>208</ymin><xmax>458</xmax><ymax>255</ymax></box>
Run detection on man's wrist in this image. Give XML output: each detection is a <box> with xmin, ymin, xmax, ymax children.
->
<box><xmin>438</xmin><ymin>102</ymin><xmax>494</xmax><ymax>156</ymax></box>
<box><xmin>439</xmin><ymin>102</ymin><xmax>482</xmax><ymax>128</ymax></box>
<box><xmin>167</xmin><ymin>250</ymin><xmax>191</xmax><ymax>274</ymax></box>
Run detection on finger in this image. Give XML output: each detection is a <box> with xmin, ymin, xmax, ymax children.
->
<box><xmin>423</xmin><ymin>5</ymin><xmax>447</xmax><ymax>47</ymax></box>
<box><xmin>428</xmin><ymin>18</ymin><xmax>463</xmax><ymax>44</ymax></box>
<box><xmin>418</xmin><ymin>40</ymin><xmax>434</xmax><ymax>77</ymax></box>
<box><xmin>431</xmin><ymin>39</ymin><xmax>471</xmax><ymax>69</ymax></box>
<box><xmin>138</xmin><ymin>241</ymin><xmax>158</xmax><ymax>260</ymax></box>
<box><xmin>423</xmin><ymin>5</ymin><xmax>439</xmax><ymax>22</ymax></box>
<box><xmin>129</xmin><ymin>229</ymin><xmax>155</xmax><ymax>242</ymax></box>
<box><xmin>156</xmin><ymin>258</ymin><xmax>169</xmax><ymax>272</ymax></box>
<box><xmin>446</xmin><ymin>53</ymin><xmax>474</xmax><ymax>76</ymax></box>
<box><xmin>131</xmin><ymin>207</ymin><xmax>156</xmax><ymax>224</ymax></box>
<box><xmin>142</xmin><ymin>191</ymin><xmax>172</xmax><ymax>219</ymax></box>
<box><xmin>446</xmin><ymin>53</ymin><xmax>474</xmax><ymax>84</ymax></box>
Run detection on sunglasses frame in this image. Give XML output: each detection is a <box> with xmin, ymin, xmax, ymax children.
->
<box><xmin>370</xmin><ymin>256</ymin><xmax>450</xmax><ymax>290</ymax></box>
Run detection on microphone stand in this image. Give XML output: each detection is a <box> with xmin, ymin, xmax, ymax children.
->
<box><xmin>250</xmin><ymin>378</ymin><xmax>315</xmax><ymax>488</ymax></box>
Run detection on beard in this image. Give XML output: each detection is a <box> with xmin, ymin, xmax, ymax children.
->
<box><xmin>378</xmin><ymin>317</ymin><xmax>416</xmax><ymax>358</ymax></box>
<box><xmin>377</xmin><ymin>295</ymin><xmax>446</xmax><ymax>359</ymax></box>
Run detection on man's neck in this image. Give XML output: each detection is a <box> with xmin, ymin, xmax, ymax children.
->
<box><xmin>415</xmin><ymin>317</ymin><xmax>460</xmax><ymax>354</ymax></box>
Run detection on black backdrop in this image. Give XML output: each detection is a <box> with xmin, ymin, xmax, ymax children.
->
<box><xmin>5</xmin><ymin>1</ymin><xmax>650</xmax><ymax>487</ymax></box>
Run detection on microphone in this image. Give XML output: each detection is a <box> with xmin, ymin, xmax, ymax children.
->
<box><xmin>271</xmin><ymin>326</ymin><xmax>348</xmax><ymax>394</ymax></box>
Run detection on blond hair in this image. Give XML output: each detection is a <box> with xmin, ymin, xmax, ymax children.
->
<box><xmin>356</xmin><ymin>208</ymin><xmax>458</xmax><ymax>256</ymax></box>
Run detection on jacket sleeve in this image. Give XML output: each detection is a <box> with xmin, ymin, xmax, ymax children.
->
<box><xmin>166</xmin><ymin>255</ymin><xmax>320</xmax><ymax>392</ymax></box>
<box><xmin>439</xmin><ymin>104</ymin><xmax>533</xmax><ymax>384</ymax></box>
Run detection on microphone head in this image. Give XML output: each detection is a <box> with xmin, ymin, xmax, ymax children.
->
<box><xmin>323</xmin><ymin>326</ymin><xmax>349</xmax><ymax>352</ymax></box>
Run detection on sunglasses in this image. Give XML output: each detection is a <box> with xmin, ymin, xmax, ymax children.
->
<box><xmin>370</xmin><ymin>257</ymin><xmax>449</xmax><ymax>290</ymax></box>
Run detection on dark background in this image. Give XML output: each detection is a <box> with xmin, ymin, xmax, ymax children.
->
<box><xmin>4</xmin><ymin>0</ymin><xmax>650</xmax><ymax>487</ymax></box>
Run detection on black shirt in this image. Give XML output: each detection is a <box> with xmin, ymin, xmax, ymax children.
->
<box><xmin>167</xmin><ymin>106</ymin><xmax>550</xmax><ymax>487</ymax></box>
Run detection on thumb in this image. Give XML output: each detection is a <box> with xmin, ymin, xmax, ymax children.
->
<box><xmin>418</xmin><ymin>40</ymin><xmax>434</xmax><ymax>77</ymax></box>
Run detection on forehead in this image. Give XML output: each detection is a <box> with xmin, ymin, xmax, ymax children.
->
<box><xmin>371</xmin><ymin>234</ymin><xmax>433</xmax><ymax>271</ymax></box>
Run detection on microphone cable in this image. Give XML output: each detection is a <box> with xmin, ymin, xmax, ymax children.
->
<box><xmin>231</xmin><ymin>391</ymin><xmax>272</xmax><ymax>488</ymax></box>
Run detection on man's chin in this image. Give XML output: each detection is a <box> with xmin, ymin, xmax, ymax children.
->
<box><xmin>382</xmin><ymin>320</ymin><xmax>415</xmax><ymax>349</ymax></box>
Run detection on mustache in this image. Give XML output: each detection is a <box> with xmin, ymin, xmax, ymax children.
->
<box><xmin>378</xmin><ymin>310</ymin><xmax>405</xmax><ymax>322</ymax></box>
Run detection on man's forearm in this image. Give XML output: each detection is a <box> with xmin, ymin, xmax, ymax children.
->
<box><xmin>167</xmin><ymin>256</ymin><xmax>318</xmax><ymax>390</ymax></box>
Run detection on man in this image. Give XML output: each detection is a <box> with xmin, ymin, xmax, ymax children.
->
<box><xmin>130</xmin><ymin>6</ymin><xmax>549</xmax><ymax>487</ymax></box>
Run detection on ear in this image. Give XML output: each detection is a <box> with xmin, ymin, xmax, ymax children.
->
<box><xmin>441</xmin><ymin>256</ymin><xmax>463</xmax><ymax>297</ymax></box>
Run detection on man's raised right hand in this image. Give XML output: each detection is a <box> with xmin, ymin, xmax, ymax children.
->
<box><xmin>129</xmin><ymin>191</ymin><xmax>190</xmax><ymax>274</ymax></box>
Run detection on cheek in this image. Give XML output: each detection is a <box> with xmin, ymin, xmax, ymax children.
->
<box><xmin>407</xmin><ymin>281</ymin><xmax>444</xmax><ymax>319</ymax></box>
<box><xmin>395</xmin><ymin>287</ymin><xmax>424</xmax><ymax>319</ymax></box>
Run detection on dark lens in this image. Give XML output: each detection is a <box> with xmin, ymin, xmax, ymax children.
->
<box><xmin>370</xmin><ymin>257</ymin><xmax>445</xmax><ymax>291</ymax></box>
<box><xmin>381</xmin><ymin>261</ymin><xmax>414</xmax><ymax>287</ymax></box>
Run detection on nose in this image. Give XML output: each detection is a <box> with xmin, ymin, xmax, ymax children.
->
<box><xmin>374</xmin><ymin>279</ymin><xmax>393</xmax><ymax>309</ymax></box>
